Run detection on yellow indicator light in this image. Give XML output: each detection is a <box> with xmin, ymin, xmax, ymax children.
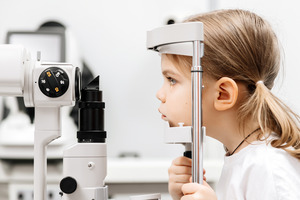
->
<box><xmin>47</xmin><ymin>71</ymin><xmax>51</xmax><ymax>77</ymax></box>
<box><xmin>55</xmin><ymin>87</ymin><xmax>59</xmax><ymax>92</ymax></box>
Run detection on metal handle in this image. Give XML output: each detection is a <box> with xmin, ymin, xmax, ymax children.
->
<box><xmin>191</xmin><ymin>41</ymin><xmax>204</xmax><ymax>184</ymax></box>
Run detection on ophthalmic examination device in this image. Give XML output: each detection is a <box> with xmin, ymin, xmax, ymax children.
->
<box><xmin>0</xmin><ymin>21</ymin><xmax>204</xmax><ymax>200</ymax></box>
<box><xmin>0</xmin><ymin>45</ymin><xmax>108</xmax><ymax>200</ymax></box>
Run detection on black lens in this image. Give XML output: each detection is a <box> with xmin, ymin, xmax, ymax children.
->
<box><xmin>77</xmin><ymin>76</ymin><xmax>106</xmax><ymax>143</ymax></box>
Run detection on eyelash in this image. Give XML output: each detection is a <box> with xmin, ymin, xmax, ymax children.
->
<box><xmin>167</xmin><ymin>77</ymin><xmax>177</xmax><ymax>85</ymax></box>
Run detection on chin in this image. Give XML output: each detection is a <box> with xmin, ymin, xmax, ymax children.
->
<box><xmin>168</xmin><ymin>121</ymin><xmax>176</xmax><ymax>127</ymax></box>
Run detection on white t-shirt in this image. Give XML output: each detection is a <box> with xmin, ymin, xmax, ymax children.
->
<box><xmin>216</xmin><ymin>139</ymin><xmax>300</xmax><ymax>200</ymax></box>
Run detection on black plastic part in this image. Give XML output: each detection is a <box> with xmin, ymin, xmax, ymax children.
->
<box><xmin>60</xmin><ymin>176</ymin><xmax>77</xmax><ymax>194</ymax></box>
<box><xmin>184</xmin><ymin>151</ymin><xmax>192</xmax><ymax>159</ymax></box>
<box><xmin>77</xmin><ymin>76</ymin><xmax>106</xmax><ymax>143</ymax></box>
<box><xmin>70</xmin><ymin>61</ymin><xmax>95</xmax><ymax>126</ymax></box>
<box><xmin>38</xmin><ymin>67</ymin><xmax>69</xmax><ymax>98</ymax></box>
<box><xmin>75</xmin><ymin>67</ymin><xmax>81</xmax><ymax>101</ymax></box>
<box><xmin>167</xmin><ymin>19</ymin><xmax>175</xmax><ymax>25</ymax></box>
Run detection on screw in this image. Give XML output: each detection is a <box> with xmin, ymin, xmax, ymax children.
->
<box><xmin>88</xmin><ymin>162</ymin><xmax>95</xmax><ymax>169</ymax></box>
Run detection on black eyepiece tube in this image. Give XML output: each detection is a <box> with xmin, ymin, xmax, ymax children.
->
<box><xmin>77</xmin><ymin>76</ymin><xmax>106</xmax><ymax>143</ymax></box>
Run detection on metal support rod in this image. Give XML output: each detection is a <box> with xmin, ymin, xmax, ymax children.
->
<box><xmin>191</xmin><ymin>40</ymin><xmax>204</xmax><ymax>184</ymax></box>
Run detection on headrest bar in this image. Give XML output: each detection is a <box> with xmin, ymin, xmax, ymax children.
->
<box><xmin>147</xmin><ymin>22</ymin><xmax>204</xmax><ymax>51</ymax></box>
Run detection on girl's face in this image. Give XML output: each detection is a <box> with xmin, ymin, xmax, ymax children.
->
<box><xmin>156</xmin><ymin>55</ymin><xmax>248</xmax><ymax>143</ymax></box>
<box><xmin>156</xmin><ymin>54</ymin><xmax>192</xmax><ymax>127</ymax></box>
<box><xmin>156</xmin><ymin>54</ymin><xmax>217</xmax><ymax>130</ymax></box>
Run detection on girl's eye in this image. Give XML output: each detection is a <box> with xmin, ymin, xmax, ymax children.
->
<box><xmin>167</xmin><ymin>77</ymin><xmax>177</xmax><ymax>85</ymax></box>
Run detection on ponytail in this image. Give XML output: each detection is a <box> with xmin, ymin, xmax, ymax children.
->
<box><xmin>239</xmin><ymin>81</ymin><xmax>300</xmax><ymax>160</ymax></box>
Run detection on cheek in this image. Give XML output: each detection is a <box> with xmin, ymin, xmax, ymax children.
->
<box><xmin>169</xmin><ymin>107</ymin><xmax>191</xmax><ymax>126</ymax></box>
<box><xmin>202</xmin><ymin>88</ymin><xmax>216</xmax><ymax>126</ymax></box>
<box><xmin>183</xmin><ymin>104</ymin><xmax>192</xmax><ymax>126</ymax></box>
<box><xmin>166</xmin><ymin>83</ymin><xmax>192</xmax><ymax>126</ymax></box>
<box><xmin>173</xmin><ymin>93</ymin><xmax>192</xmax><ymax>125</ymax></box>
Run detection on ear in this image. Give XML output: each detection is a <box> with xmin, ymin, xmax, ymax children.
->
<box><xmin>214</xmin><ymin>77</ymin><xmax>238</xmax><ymax>111</ymax></box>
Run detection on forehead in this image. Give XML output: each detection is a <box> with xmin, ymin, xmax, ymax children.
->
<box><xmin>162</xmin><ymin>54</ymin><xmax>194</xmax><ymax>78</ymax></box>
<box><xmin>161</xmin><ymin>54</ymin><xmax>214</xmax><ymax>85</ymax></box>
<box><xmin>161</xmin><ymin>54</ymin><xmax>187</xmax><ymax>76</ymax></box>
<box><xmin>161</xmin><ymin>55</ymin><xmax>176</xmax><ymax>69</ymax></box>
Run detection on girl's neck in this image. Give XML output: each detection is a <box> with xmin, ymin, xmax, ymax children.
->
<box><xmin>218</xmin><ymin>122</ymin><xmax>261</xmax><ymax>155</ymax></box>
<box><xmin>226</xmin><ymin>128</ymin><xmax>261</xmax><ymax>156</ymax></box>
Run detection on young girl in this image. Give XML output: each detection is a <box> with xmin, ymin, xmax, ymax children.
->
<box><xmin>155</xmin><ymin>9</ymin><xmax>300</xmax><ymax>200</ymax></box>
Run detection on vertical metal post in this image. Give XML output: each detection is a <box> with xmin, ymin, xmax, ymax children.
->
<box><xmin>191</xmin><ymin>40</ymin><xmax>204</xmax><ymax>184</ymax></box>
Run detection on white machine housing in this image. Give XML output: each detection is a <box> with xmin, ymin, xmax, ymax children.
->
<box><xmin>62</xmin><ymin>143</ymin><xmax>108</xmax><ymax>200</ymax></box>
<box><xmin>0</xmin><ymin>44</ymin><xmax>80</xmax><ymax>200</ymax></box>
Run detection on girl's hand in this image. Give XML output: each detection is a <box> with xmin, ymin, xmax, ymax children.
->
<box><xmin>181</xmin><ymin>181</ymin><xmax>217</xmax><ymax>200</ymax></box>
<box><xmin>168</xmin><ymin>157</ymin><xmax>206</xmax><ymax>200</ymax></box>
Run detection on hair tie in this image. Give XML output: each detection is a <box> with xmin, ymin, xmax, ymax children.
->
<box><xmin>256</xmin><ymin>80</ymin><xmax>264</xmax><ymax>86</ymax></box>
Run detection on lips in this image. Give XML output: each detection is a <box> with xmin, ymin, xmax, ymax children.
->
<box><xmin>158</xmin><ymin>109</ymin><xmax>167</xmax><ymax>121</ymax></box>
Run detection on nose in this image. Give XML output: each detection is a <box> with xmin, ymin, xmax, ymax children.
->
<box><xmin>156</xmin><ymin>87</ymin><xmax>166</xmax><ymax>103</ymax></box>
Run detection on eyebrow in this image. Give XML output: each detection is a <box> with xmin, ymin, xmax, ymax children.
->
<box><xmin>162</xmin><ymin>69</ymin><xmax>178</xmax><ymax>77</ymax></box>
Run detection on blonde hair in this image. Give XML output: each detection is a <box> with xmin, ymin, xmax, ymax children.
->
<box><xmin>167</xmin><ymin>9</ymin><xmax>300</xmax><ymax>159</ymax></box>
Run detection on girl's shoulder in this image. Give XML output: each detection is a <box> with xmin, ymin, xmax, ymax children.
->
<box><xmin>243</xmin><ymin>137</ymin><xmax>300</xmax><ymax>172</ymax></box>
<box><xmin>220</xmin><ymin>139</ymin><xmax>300</xmax><ymax>199</ymax></box>
<box><xmin>251</xmin><ymin>136</ymin><xmax>299</xmax><ymax>164</ymax></box>
<box><xmin>245</xmin><ymin>139</ymin><xmax>300</xmax><ymax>199</ymax></box>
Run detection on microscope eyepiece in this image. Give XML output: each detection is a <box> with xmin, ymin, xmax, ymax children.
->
<box><xmin>77</xmin><ymin>76</ymin><xmax>106</xmax><ymax>143</ymax></box>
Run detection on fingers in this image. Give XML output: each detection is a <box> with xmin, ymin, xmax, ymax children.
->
<box><xmin>170</xmin><ymin>174</ymin><xmax>191</xmax><ymax>184</ymax></box>
<box><xmin>169</xmin><ymin>180</ymin><xmax>189</xmax><ymax>200</ymax></box>
<box><xmin>170</xmin><ymin>157</ymin><xmax>207</xmax><ymax>183</ymax></box>
<box><xmin>168</xmin><ymin>157</ymin><xmax>212</xmax><ymax>200</ymax></box>
<box><xmin>181</xmin><ymin>183</ymin><xmax>200</xmax><ymax>195</ymax></box>
<box><xmin>172</xmin><ymin>156</ymin><xmax>192</xmax><ymax>167</ymax></box>
<box><xmin>201</xmin><ymin>180</ymin><xmax>215</xmax><ymax>191</ymax></box>
<box><xmin>181</xmin><ymin>194</ymin><xmax>203</xmax><ymax>200</ymax></box>
<box><xmin>171</xmin><ymin>157</ymin><xmax>207</xmax><ymax>176</ymax></box>
<box><xmin>169</xmin><ymin>157</ymin><xmax>192</xmax><ymax>181</ymax></box>
<box><xmin>181</xmin><ymin>182</ymin><xmax>217</xmax><ymax>200</ymax></box>
<box><xmin>182</xmin><ymin>182</ymin><xmax>214</xmax><ymax>195</ymax></box>
<box><xmin>168</xmin><ymin>157</ymin><xmax>193</xmax><ymax>200</ymax></box>
<box><xmin>169</xmin><ymin>165</ymin><xmax>192</xmax><ymax>175</ymax></box>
